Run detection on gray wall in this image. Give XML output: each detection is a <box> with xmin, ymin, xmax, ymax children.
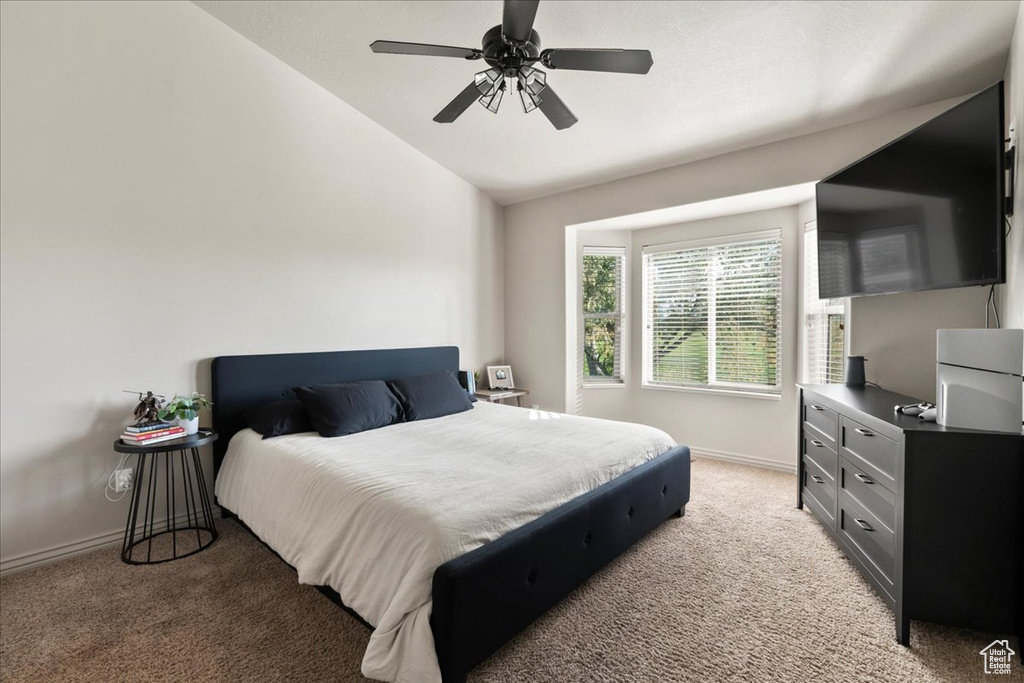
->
<box><xmin>850</xmin><ymin>289</ymin><xmax>987</xmax><ymax>402</ymax></box>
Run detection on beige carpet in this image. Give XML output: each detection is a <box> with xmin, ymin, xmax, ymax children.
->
<box><xmin>1</xmin><ymin>458</ymin><xmax>1019</xmax><ymax>682</ymax></box>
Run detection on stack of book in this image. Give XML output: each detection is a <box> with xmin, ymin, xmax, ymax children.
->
<box><xmin>120</xmin><ymin>422</ymin><xmax>185</xmax><ymax>446</ymax></box>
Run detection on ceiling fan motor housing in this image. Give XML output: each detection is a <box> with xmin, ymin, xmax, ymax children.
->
<box><xmin>482</xmin><ymin>25</ymin><xmax>541</xmax><ymax>73</ymax></box>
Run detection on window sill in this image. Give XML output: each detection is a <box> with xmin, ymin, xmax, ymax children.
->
<box><xmin>641</xmin><ymin>383</ymin><xmax>781</xmax><ymax>401</ymax></box>
<box><xmin>582</xmin><ymin>381</ymin><xmax>627</xmax><ymax>390</ymax></box>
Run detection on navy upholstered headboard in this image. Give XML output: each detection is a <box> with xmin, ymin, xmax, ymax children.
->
<box><xmin>210</xmin><ymin>346</ymin><xmax>459</xmax><ymax>474</ymax></box>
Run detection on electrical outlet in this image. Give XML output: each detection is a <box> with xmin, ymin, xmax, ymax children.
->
<box><xmin>114</xmin><ymin>467</ymin><xmax>133</xmax><ymax>493</ymax></box>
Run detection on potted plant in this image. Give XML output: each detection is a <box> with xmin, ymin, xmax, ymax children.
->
<box><xmin>159</xmin><ymin>392</ymin><xmax>212</xmax><ymax>436</ymax></box>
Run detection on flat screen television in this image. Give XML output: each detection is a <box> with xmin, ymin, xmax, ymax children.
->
<box><xmin>816</xmin><ymin>81</ymin><xmax>1005</xmax><ymax>298</ymax></box>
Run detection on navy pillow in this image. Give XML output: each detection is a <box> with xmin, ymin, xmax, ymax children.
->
<box><xmin>244</xmin><ymin>400</ymin><xmax>314</xmax><ymax>439</ymax></box>
<box><xmin>293</xmin><ymin>380</ymin><xmax>403</xmax><ymax>438</ymax></box>
<box><xmin>387</xmin><ymin>372</ymin><xmax>474</xmax><ymax>421</ymax></box>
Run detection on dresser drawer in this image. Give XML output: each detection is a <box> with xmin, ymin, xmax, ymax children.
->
<box><xmin>840</xmin><ymin>457</ymin><xmax>895</xmax><ymax>532</ymax></box>
<box><xmin>803</xmin><ymin>456</ymin><xmax>836</xmax><ymax>530</ymax></box>
<box><xmin>803</xmin><ymin>397</ymin><xmax>838</xmax><ymax>449</ymax></box>
<box><xmin>839</xmin><ymin>488</ymin><xmax>895</xmax><ymax>598</ymax></box>
<box><xmin>803</xmin><ymin>430</ymin><xmax>837</xmax><ymax>480</ymax></box>
<box><xmin>840</xmin><ymin>416</ymin><xmax>898</xmax><ymax>487</ymax></box>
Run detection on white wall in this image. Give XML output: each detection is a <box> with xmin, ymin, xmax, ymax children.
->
<box><xmin>0</xmin><ymin>1</ymin><xmax>504</xmax><ymax>570</ymax></box>
<box><xmin>627</xmin><ymin>207</ymin><xmax>800</xmax><ymax>471</ymax></box>
<box><xmin>569</xmin><ymin>208</ymin><xmax>800</xmax><ymax>470</ymax></box>
<box><xmin>505</xmin><ymin>97</ymin><xmax>969</xmax><ymax>416</ymax></box>
<box><xmin>999</xmin><ymin>3</ymin><xmax>1024</xmax><ymax>331</ymax></box>
<box><xmin>850</xmin><ymin>4</ymin><xmax>1024</xmax><ymax>402</ymax></box>
<box><xmin>506</xmin><ymin>95</ymin><xmax>1006</xmax><ymax>472</ymax></box>
<box><xmin>850</xmin><ymin>5</ymin><xmax>1023</xmax><ymax>402</ymax></box>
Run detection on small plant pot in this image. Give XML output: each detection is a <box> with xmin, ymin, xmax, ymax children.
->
<box><xmin>178</xmin><ymin>416</ymin><xmax>200</xmax><ymax>436</ymax></box>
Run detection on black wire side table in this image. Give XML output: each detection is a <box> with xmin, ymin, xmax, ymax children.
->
<box><xmin>113</xmin><ymin>429</ymin><xmax>218</xmax><ymax>564</ymax></box>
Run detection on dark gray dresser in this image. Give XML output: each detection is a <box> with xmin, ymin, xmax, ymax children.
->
<box><xmin>797</xmin><ymin>384</ymin><xmax>1023</xmax><ymax>645</ymax></box>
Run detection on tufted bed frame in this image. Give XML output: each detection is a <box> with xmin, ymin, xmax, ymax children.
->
<box><xmin>211</xmin><ymin>346</ymin><xmax>691</xmax><ymax>683</ymax></box>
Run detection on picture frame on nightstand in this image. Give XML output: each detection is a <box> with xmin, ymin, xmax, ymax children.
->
<box><xmin>486</xmin><ymin>365</ymin><xmax>514</xmax><ymax>390</ymax></box>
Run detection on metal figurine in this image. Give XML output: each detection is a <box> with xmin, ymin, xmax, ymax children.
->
<box><xmin>124</xmin><ymin>390</ymin><xmax>165</xmax><ymax>426</ymax></box>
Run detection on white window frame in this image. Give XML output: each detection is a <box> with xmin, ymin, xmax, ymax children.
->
<box><xmin>581</xmin><ymin>246</ymin><xmax>626</xmax><ymax>386</ymax></box>
<box><xmin>642</xmin><ymin>229</ymin><xmax>782</xmax><ymax>398</ymax></box>
<box><xmin>802</xmin><ymin>220</ymin><xmax>850</xmax><ymax>384</ymax></box>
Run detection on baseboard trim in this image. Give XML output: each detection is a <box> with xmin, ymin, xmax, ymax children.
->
<box><xmin>690</xmin><ymin>446</ymin><xmax>797</xmax><ymax>474</ymax></box>
<box><xmin>2</xmin><ymin>449</ymin><xmax>792</xmax><ymax>574</ymax></box>
<box><xmin>0</xmin><ymin>506</ymin><xmax>221</xmax><ymax>576</ymax></box>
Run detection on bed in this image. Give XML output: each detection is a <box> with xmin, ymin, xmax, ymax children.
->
<box><xmin>211</xmin><ymin>346</ymin><xmax>690</xmax><ymax>683</ymax></box>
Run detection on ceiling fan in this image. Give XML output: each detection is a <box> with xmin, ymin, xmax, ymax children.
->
<box><xmin>369</xmin><ymin>0</ymin><xmax>653</xmax><ymax>130</ymax></box>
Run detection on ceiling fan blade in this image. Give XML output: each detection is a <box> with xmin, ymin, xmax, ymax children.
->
<box><xmin>433</xmin><ymin>81</ymin><xmax>483</xmax><ymax>123</ymax></box>
<box><xmin>537</xmin><ymin>85</ymin><xmax>578</xmax><ymax>130</ymax></box>
<box><xmin>542</xmin><ymin>48</ymin><xmax>653</xmax><ymax>74</ymax></box>
<box><xmin>502</xmin><ymin>0</ymin><xmax>540</xmax><ymax>43</ymax></box>
<box><xmin>370</xmin><ymin>40</ymin><xmax>481</xmax><ymax>60</ymax></box>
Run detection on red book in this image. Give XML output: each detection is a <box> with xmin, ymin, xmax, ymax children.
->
<box><xmin>120</xmin><ymin>426</ymin><xmax>185</xmax><ymax>442</ymax></box>
<box><xmin>120</xmin><ymin>427</ymin><xmax>183</xmax><ymax>440</ymax></box>
<box><xmin>119</xmin><ymin>431</ymin><xmax>187</xmax><ymax>447</ymax></box>
<box><xmin>119</xmin><ymin>432</ymin><xmax>186</xmax><ymax>448</ymax></box>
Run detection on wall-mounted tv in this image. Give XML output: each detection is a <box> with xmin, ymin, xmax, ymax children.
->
<box><xmin>816</xmin><ymin>81</ymin><xmax>1005</xmax><ymax>299</ymax></box>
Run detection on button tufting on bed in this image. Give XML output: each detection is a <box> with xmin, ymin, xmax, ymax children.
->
<box><xmin>430</xmin><ymin>444</ymin><xmax>691</xmax><ymax>683</ymax></box>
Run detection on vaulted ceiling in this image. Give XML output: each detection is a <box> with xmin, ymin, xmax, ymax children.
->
<box><xmin>194</xmin><ymin>1</ymin><xmax>1018</xmax><ymax>205</ymax></box>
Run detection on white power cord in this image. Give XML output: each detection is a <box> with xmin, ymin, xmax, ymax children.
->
<box><xmin>105</xmin><ymin>453</ymin><xmax>131</xmax><ymax>502</ymax></box>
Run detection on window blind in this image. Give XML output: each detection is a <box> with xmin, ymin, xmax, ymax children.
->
<box><xmin>642</xmin><ymin>230</ymin><xmax>781</xmax><ymax>394</ymax></box>
<box><xmin>582</xmin><ymin>246</ymin><xmax>624</xmax><ymax>384</ymax></box>
<box><xmin>803</xmin><ymin>224</ymin><xmax>846</xmax><ymax>384</ymax></box>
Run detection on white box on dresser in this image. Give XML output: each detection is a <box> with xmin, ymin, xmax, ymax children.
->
<box><xmin>936</xmin><ymin>328</ymin><xmax>1023</xmax><ymax>433</ymax></box>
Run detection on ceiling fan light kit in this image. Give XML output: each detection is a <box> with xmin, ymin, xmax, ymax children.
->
<box><xmin>475</xmin><ymin>68</ymin><xmax>502</xmax><ymax>97</ymax></box>
<box><xmin>479</xmin><ymin>79</ymin><xmax>505</xmax><ymax>114</ymax></box>
<box><xmin>517</xmin><ymin>66</ymin><xmax>546</xmax><ymax>113</ymax></box>
<box><xmin>369</xmin><ymin>0</ymin><xmax>653</xmax><ymax>130</ymax></box>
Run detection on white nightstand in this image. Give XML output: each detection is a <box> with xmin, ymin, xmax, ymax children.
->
<box><xmin>474</xmin><ymin>388</ymin><xmax>530</xmax><ymax>407</ymax></box>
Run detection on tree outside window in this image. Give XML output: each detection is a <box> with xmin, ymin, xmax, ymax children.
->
<box><xmin>582</xmin><ymin>248</ymin><xmax>624</xmax><ymax>382</ymax></box>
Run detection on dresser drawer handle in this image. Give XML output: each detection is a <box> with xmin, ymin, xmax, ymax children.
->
<box><xmin>810</xmin><ymin>404</ymin><xmax>825</xmax><ymax>411</ymax></box>
<box><xmin>853</xmin><ymin>518</ymin><xmax>873</xmax><ymax>531</ymax></box>
<box><xmin>811</xmin><ymin>475</ymin><xmax>825</xmax><ymax>484</ymax></box>
<box><xmin>810</xmin><ymin>439</ymin><xmax>825</xmax><ymax>448</ymax></box>
<box><xmin>854</xmin><ymin>428</ymin><xmax>874</xmax><ymax>437</ymax></box>
<box><xmin>854</xmin><ymin>473</ymin><xmax>874</xmax><ymax>484</ymax></box>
